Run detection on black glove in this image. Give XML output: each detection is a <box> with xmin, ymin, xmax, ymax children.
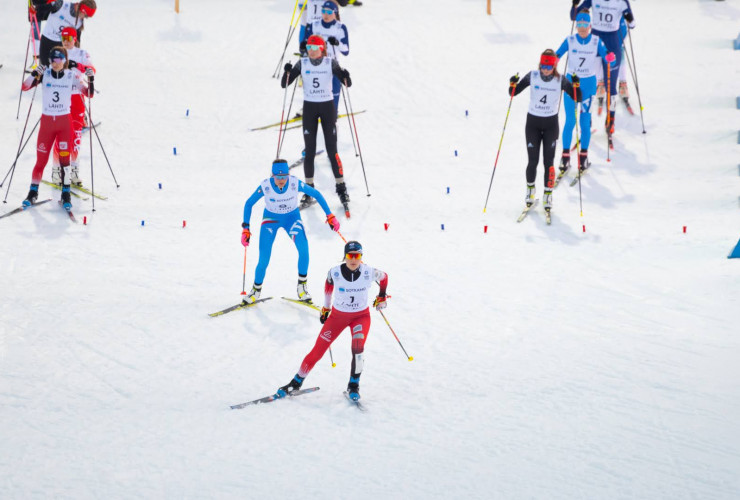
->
<box><xmin>340</xmin><ymin>69</ymin><xmax>351</xmax><ymax>87</ymax></box>
<box><xmin>31</xmin><ymin>64</ymin><xmax>46</xmax><ymax>79</ymax></box>
<box><xmin>68</xmin><ymin>60</ymin><xmax>77</xmax><ymax>69</ymax></box>
<box><xmin>328</xmin><ymin>36</ymin><xmax>339</xmax><ymax>46</ymax></box>
<box><xmin>509</xmin><ymin>75</ymin><xmax>519</xmax><ymax>85</ymax></box>
<box><xmin>299</xmin><ymin>40</ymin><xmax>307</xmax><ymax>54</ymax></box>
<box><xmin>281</xmin><ymin>71</ymin><xmax>290</xmax><ymax>89</ymax></box>
<box><xmin>572</xmin><ymin>0</ymin><xmax>580</xmax><ymax>7</ymax></box>
<box><xmin>624</xmin><ymin>12</ymin><xmax>634</xmax><ymax>23</ymax></box>
<box><xmin>571</xmin><ymin>74</ymin><xmax>580</xmax><ymax>86</ymax></box>
<box><xmin>284</xmin><ymin>62</ymin><xmax>292</xmax><ymax>73</ymax></box>
<box><xmin>320</xmin><ymin>307</ymin><xmax>330</xmax><ymax>324</ymax></box>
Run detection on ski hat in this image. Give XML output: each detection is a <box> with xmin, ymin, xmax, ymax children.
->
<box><xmin>78</xmin><ymin>1</ymin><xmax>96</xmax><ymax>18</ymax></box>
<box><xmin>61</xmin><ymin>27</ymin><xmax>78</xmax><ymax>40</ymax></box>
<box><xmin>49</xmin><ymin>47</ymin><xmax>67</xmax><ymax>61</ymax></box>
<box><xmin>322</xmin><ymin>1</ymin><xmax>338</xmax><ymax>13</ymax></box>
<box><xmin>306</xmin><ymin>34</ymin><xmax>326</xmax><ymax>50</ymax></box>
<box><xmin>272</xmin><ymin>159</ymin><xmax>289</xmax><ymax>177</ymax></box>
<box><xmin>344</xmin><ymin>241</ymin><xmax>363</xmax><ymax>255</ymax></box>
<box><xmin>576</xmin><ymin>12</ymin><xmax>591</xmax><ymax>24</ymax></box>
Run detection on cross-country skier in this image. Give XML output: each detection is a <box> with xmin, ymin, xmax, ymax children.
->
<box><xmin>28</xmin><ymin>1</ymin><xmax>58</xmax><ymax>72</ymax></box>
<box><xmin>276</xmin><ymin>240</ymin><xmax>388</xmax><ymax>402</ymax></box>
<box><xmin>555</xmin><ymin>11</ymin><xmax>613</xmax><ymax>173</ymax></box>
<box><xmin>299</xmin><ymin>0</ymin><xmax>357</xmax><ymax>44</ymax></box>
<box><xmin>571</xmin><ymin>0</ymin><xmax>635</xmax><ymax>136</ymax></box>
<box><xmin>51</xmin><ymin>26</ymin><xmax>94</xmax><ymax>186</ymax></box>
<box><xmin>509</xmin><ymin>50</ymin><xmax>581</xmax><ymax>213</ymax></box>
<box><xmin>21</xmin><ymin>46</ymin><xmax>93</xmax><ymax>211</ymax></box>
<box><xmin>304</xmin><ymin>1</ymin><xmax>349</xmax><ymax>112</ymax></box>
<box><xmin>241</xmin><ymin>159</ymin><xmax>341</xmax><ymax>304</ymax></box>
<box><xmin>281</xmin><ymin>35</ymin><xmax>352</xmax><ymax>210</ymax></box>
<box><xmin>39</xmin><ymin>0</ymin><xmax>96</xmax><ymax>65</ymax></box>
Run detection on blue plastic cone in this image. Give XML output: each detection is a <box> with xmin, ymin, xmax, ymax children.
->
<box><xmin>729</xmin><ymin>238</ymin><xmax>740</xmax><ymax>259</ymax></box>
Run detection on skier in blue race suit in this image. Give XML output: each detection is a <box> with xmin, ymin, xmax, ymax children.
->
<box><xmin>571</xmin><ymin>0</ymin><xmax>635</xmax><ymax>135</ymax></box>
<box><xmin>556</xmin><ymin>11</ymin><xmax>613</xmax><ymax>172</ymax></box>
<box><xmin>240</xmin><ymin>159</ymin><xmax>341</xmax><ymax>305</ymax></box>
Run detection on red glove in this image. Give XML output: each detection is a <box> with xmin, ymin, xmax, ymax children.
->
<box><xmin>326</xmin><ymin>214</ymin><xmax>340</xmax><ymax>232</ymax></box>
<box><xmin>605</xmin><ymin>52</ymin><xmax>616</xmax><ymax>65</ymax></box>
<box><xmin>241</xmin><ymin>227</ymin><xmax>251</xmax><ymax>247</ymax></box>
<box><xmin>373</xmin><ymin>295</ymin><xmax>387</xmax><ymax>311</ymax></box>
<box><xmin>320</xmin><ymin>307</ymin><xmax>330</xmax><ymax>324</ymax></box>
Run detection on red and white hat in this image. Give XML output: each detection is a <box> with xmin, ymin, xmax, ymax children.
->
<box><xmin>61</xmin><ymin>26</ymin><xmax>78</xmax><ymax>40</ymax></box>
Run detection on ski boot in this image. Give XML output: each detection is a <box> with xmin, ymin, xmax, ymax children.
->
<box><xmin>51</xmin><ymin>166</ymin><xmax>62</xmax><ymax>185</ymax></box>
<box><xmin>70</xmin><ymin>166</ymin><xmax>82</xmax><ymax>186</ymax></box>
<box><xmin>525</xmin><ymin>183</ymin><xmax>535</xmax><ymax>207</ymax></box>
<box><xmin>578</xmin><ymin>151</ymin><xmax>591</xmax><ymax>173</ymax></box>
<box><xmin>559</xmin><ymin>152</ymin><xmax>571</xmax><ymax>174</ymax></box>
<box><xmin>277</xmin><ymin>375</ymin><xmax>304</xmax><ymax>398</ymax></box>
<box><xmin>61</xmin><ymin>187</ymin><xmax>72</xmax><ymax>211</ymax></box>
<box><xmin>606</xmin><ymin>113</ymin><xmax>615</xmax><ymax>135</ymax></box>
<box><xmin>543</xmin><ymin>189</ymin><xmax>553</xmax><ymax>212</ymax></box>
<box><xmin>242</xmin><ymin>284</ymin><xmax>262</xmax><ymax>304</ymax></box>
<box><xmin>300</xmin><ymin>182</ymin><xmax>314</xmax><ymax>207</ymax></box>
<box><xmin>335</xmin><ymin>182</ymin><xmax>350</xmax><ymax>204</ymax></box>
<box><xmin>22</xmin><ymin>184</ymin><xmax>39</xmax><ymax>207</ymax></box>
<box><xmin>297</xmin><ymin>278</ymin><xmax>311</xmax><ymax>302</ymax></box>
<box><xmin>347</xmin><ymin>377</ymin><xmax>361</xmax><ymax>401</ymax></box>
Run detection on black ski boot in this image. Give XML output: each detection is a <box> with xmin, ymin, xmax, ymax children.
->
<box><xmin>277</xmin><ymin>375</ymin><xmax>304</xmax><ymax>398</ymax></box>
<box><xmin>336</xmin><ymin>182</ymin><xmax>350</xmax><ymax>203</ymax></box>
<box><xmin>22</xmin><ymin>184</ymin><xmax>39</xmax><ymax>207</ymax></box>
<box><xmin>347</xmin><ymin>377</ymin><xmax>360</xmax><ymax>401</ymax></box>
<box><xmin>61</xmin><ymin>188</ymin><xmax>72</xmax><ymax>210</ymax></box>
<box><xmin>300</xmin><ymin>182</ymin><xmax>314</xmax><ymax>207</ymax></box>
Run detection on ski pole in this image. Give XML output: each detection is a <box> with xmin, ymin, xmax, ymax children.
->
<box><xmin>344</xmin><ymin>83</ymin><xmax>371</xmax><ymax>197</ymax></box>
<box><xmin>272</xmin><ymin>0</ymin><xmax>307</xmax><ymax>78</ymax></box>
<box><xmin>3</xmin><ymin>86</ymin><xmax>37</xmax><ymax>204</ymax></box>
<box><xmin>277</xmin><ymin>76</ymin><xmax>298</xmax><ymax>158</ymax></box>
<box><xmin>626</xmin><ymin>29</ymin><xmax>646</xmax><ymax>134</ymax></box>
<box><xmin>571</xmin><ymin>74</ymin><xmax>584</xmax><ymax>218</ymax></box>
<box><xmin>85</xmin><ymin>107</ymin><xmax>120</xmax><ymax>188</ymax></box>
<box><xmin>88</xmin><ymin>88</ymin><xmax>96</xmax><ymax>212</ymax></box>
<box><xmin>240</xmin><ymin>246</ymin><xmax>248</xmax><ymax>298</ymax></box>
<box><xmin>334</xmin><ymin>229</ymin><xmax>347</xmax><ymax>243</ymax></box>
<box><xmin>378</xmin><ymin>310</ymin><xmax>413</xmax><ymax>362</ymax></box>
<box><xmin>483</xmin><ymin>73</ymin><xmax>518</xmax><ymax>213</ymax></box>
<box><xmin>16</xmin><ymin>22</ymin><xmax>33</xmax><ymax>120</ymax></box>
<box><xmin>331</xmin><ymin>45</ymin><xmax>358</xmax><ymax>157</ymax></box>
<box><xmin>606</xmin><ymin>63</ymin><xmax>611</xmax><ymax>163</ymax></box>
<box><xmin>1</xmin><ymin>117</ymin><xmax>40</xmax><ymax>188</ymax></box>
<box><xmin>328</xmin><ymin>346</ymin><xmax>335</xmax><ymax>368</ymax></box>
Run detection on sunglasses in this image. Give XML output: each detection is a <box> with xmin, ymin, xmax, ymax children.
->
<box><xmin>51</xmin><ymin>57</ymin><xmax>66</xmax><ymax>63</ymax></box>
<box><xmin>345</xmin><ymin>253</ymin><xmax>362</xmax><ymax>260</ymax></box>
<box><xmin>576</xmin><ymin>22</ymin><xmax>590</xmax><ymax>28</ymax></box>
<box><xmin>540</xmin><ymin>64</ymin><xmax>554</xmax><ymax>71</ymax></box>
<box><xmin>322</xmin><ymin>8</ymin><xmax>335</xmax><ymax>14</ymax></box>
<box><xmin>61</xmin><ymin>35</ymin><xmax>75</xmax><ymax>42</ymax></box>
<box><xmin>306</xmin><ymin>44</ymin><xmax>323</xmax><ymax>51</ymax></box>
<box><xmin>273</xmin><ymin>174</ymin><xmax>288</xmax><ymax>180</ymax></box>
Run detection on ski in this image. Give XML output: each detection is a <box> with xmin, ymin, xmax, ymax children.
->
<box><xmin>70</xmin><ymin>184</ymin><xmax>107</xmax><ymax>200</ymax></box>
<box><xmin>342</xmin><ymin>202</ymin><xmax>350</xmax><ymax>219</ymax></box>
<box><xmin>0</xmin><ymin>198</ymin><xmax>52</xmax><ymax>220</ymax></box>
<box><xmin>284</xmin><ymin>110</ymin><xmax>367</xmax><ymax>131</ymax></box>
<box><xmin>281</xmin><ymin>296</ymin><xmax>320</xmax><ymax>311</ymax></box>
<box><xmin>569</xmin><ymin>169</ymin><xmax>590</xmax><ymax>187</ymax></box>
<box><xmin>81</xmin><ymin>121</ymin><xmax>102</xmax><ymax>134</ymax></box>
<box><xmin>343</xmin><ymin>391</ymin><xmax>367</xmax><ymax>411</ymax></box>
<box><xmin>516</xmin><ymin>199</ymin><xmax>539</xmax><ymax>223</ymax></box>
<box><xmin>621</xmin><ymin>96</ymin><xmax>634</xmax><ymax>115</ymax></box>
<box><xmin>208</xmin><ymin>297</ymin><xmax>273</xmax><ymax>317</ymax></box>
<box><xmin>40</xmin><ymin>181</ymin><xmax>89</xmax><ymax>200</ymax></box>
<box><xmin>289</xmin><ymin>149</ymin><xmax>324</xmax><ymax>170</ymax></box>
<box><xmin>58</xmin><ymin>200</ymin><xmax>77</xmax><ymax>222</ymax></box>
<box><xmin>230</xmin><ymin>386</ymin><xmax>320</xmax><ymax>410</ymax></box>
<box><xmin>249</xmin><ymin>112</ymin><xmax>302</xmax><ymax>132</ymax></box>
<box><xmin>553</xmin><ymin>168</ymin><xmax>569</xmax><ymax>189</ymax></box>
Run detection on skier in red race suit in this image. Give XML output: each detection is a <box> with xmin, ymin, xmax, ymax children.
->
<box><xmin>21</xmin><ymin>46</ymin><xmax>93</xmax><ymax>210</ymax></box>
<box><xmin>276</xmin><ymin>241</ymin><xmax>388</xmax><ymax>401</ymax></box>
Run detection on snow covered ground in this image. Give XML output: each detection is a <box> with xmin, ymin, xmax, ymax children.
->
<box><xmin>1</xmin><ymin>0</ymin><xmax>739</xmax><ymax>498</ymax></box>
